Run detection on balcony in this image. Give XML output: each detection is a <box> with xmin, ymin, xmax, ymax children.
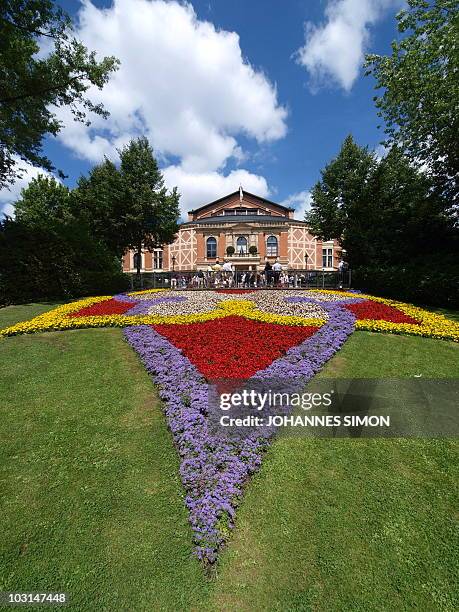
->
<box><xmin>226</xmin><ymin>251</ymin><xmax>260</xmax><ymax>259</ymax></box>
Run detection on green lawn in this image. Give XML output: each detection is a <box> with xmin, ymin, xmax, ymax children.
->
<box><xmin>0</xmin><ymin>303</ymin><xmax>458</xmax><ymax>611</ymax></box>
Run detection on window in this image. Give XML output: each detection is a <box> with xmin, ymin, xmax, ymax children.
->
<box><xmin>236</xmin><ymin>236</ymin><xmax>248</xmax><ymax>254</ymax></box>
<box><xmin>266</xmin><ymin>235</ymin><xmax>278</xmax><ymax>257</ymax></box>
<box><xmin>133</xmin><ymin>252</ymin><xmax>142</xmax><ymax>269</ymax></box>
<box><xmin>206</xmin><ymin>236</ymin><xmax>217</xmax><ymax>258</ymax></box>
<box><xmin>322</xmin><ymin>247</ymin><xmax>333</xmax><ymax>268</ymax></box>
<box><xmin>153</xmin><ymin>250</ymin><xmax>163</xmax><ymax>270</ymax></box>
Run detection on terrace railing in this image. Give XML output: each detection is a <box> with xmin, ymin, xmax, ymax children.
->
<box><xmin>126</xmin><ymin>269</ymin><xmax>352</xmax><ymax>292</ymax></box>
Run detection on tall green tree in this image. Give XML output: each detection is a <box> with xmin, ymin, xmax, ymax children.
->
<box><xmin>0</xmin><ymin>0</ymin><xmax>119</xmax><ymax>188</ymax></box>
<box><xmin>73</xmin><ymin>158</ymin><xmax>126</xmax><ymax>257</ymax></box>
<box><xmin>306</xmin><ymin>136</ymin><xmax>456</xmax><ymax>268</ymax></box>
<box><xmin>305</xmin><ymin>135</ymin><xmax>376</xmax><ymax>244</ymax></box>
<box><xmin>119</xmin><ymin>138</ymin><xmax>180</xmax><ymax>277</ymax></box>
<box><xmin>14</xmin><ymin>174</ymin><xmax>71</xmax><ymax>224</ymax></box>
<box><xmin>365</xmin><ymin>0</ymin><xmax>459</xmax><ymax>203</ymax></box>
<box><xmin>72</xmin><ymin>138</ymin><xmax>180</xmax><ymax>275</ymax></box>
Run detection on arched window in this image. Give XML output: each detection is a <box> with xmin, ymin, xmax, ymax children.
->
<box><xmin>133</xmin><ymin>252</ymin><xmax>142</xmax><ymax>269</ymax></box>
<box><xmin>236</xmin><ymin>236</ymin><xmax>248</xmax><ymax>254</ymax></box>
<box><xmin>266</xmin><ymin>235</ymin><xmax>278</xmax><ymax>257</ymax></box>
<box><xmin>206</xmin><ymin>236</ymin><xmax>217</xmax><ymax>258</ymax></box>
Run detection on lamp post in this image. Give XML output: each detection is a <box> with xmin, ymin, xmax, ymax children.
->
<box><xmin>172</xmin><ymin>255</ymin><xmax>176</xmax><ymax>272</ymax></box>
<box><xmin>304</xmin><ymin>252</ymin><xmax>308</xmax><ymax>270</ymax></box>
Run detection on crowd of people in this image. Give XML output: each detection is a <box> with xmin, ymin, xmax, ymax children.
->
<box><xmin>168</xmin><ymin>259</ymin><xmax>323</xmax><ymax>289</ymax></box>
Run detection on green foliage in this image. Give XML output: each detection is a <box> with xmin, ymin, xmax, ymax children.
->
<box><xmin>365</xmin><ymin>0</ymin><xmax>459</xmax><ymax>202</ymax></box>
<box><xmin>353</xmin><ymin>256</ymin><xmax>459</xmax><ymax>309</ymax></box>
<box><xmin>72</xmin><ymin>138</ymin><xmax>180</xmax><ymax>274</ymax></box>
<box><xmin>0</xmin><ymin>0</ymin><xmax>119</xmax><ymax>188</ymax></box>
<box><xmin>226</xmin><ymin>245</ymin><xmax>235</xmax><ymax>255</ymax></box>
<box><xmin>14</xmin><ymin>174</ymin><xmax>71</xmax><ymax>224</ymax></box>
<box><xmin>306</xmin><ymin>135</ymin><xmax>376</xmax><ymax>242</ymax></box>
<box><xmin>119</xmin><ymin>138</ymin><xmax>180</xmax><ymax>269</ymax></box>
<box><xmin>248</xmin><ymin>245</ymin><xmax>258</xmax><ymax>255</ymax></box>
<box><xmin>73</xmin><ymin>158</ymin><xmax>127</xmax><ymax>257</ymax></box>
<box><xmin>307</xmin><ymin>137</ymin><xmax>457</xmax><ymax>279</ymax></box>
<box><xmin>0</xmin><ymin>216</ymin><xmax>128</xmax><ymax>305</ymax></box>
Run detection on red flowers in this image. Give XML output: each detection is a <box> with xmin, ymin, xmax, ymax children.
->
<box><xmin>68</xmin><ymin>298</ymin><xmax>134</xmax><ymax>318</ymax></box>
<box><xmin>345</xmin><ymin>300</ymin><xmax>420</xmax><ymax>324</ymax></box>
<box><xmin>153</xmin><ymin>315</ymin><xmax>319</xmax><ymax>379</ymax></box>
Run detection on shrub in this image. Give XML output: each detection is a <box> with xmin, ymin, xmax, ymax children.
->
<box><xmin>226</xmin><ymin>245</ymin><xmax>235</xmax><ymax>256</ymax></box>
<box><xmin>0</xmin><ymin>217</ymin><xmax>128</xmax><ymax>305</ymax></box>
<box><xmin>353</xmin><ymin>257</ymin><xmax>459</xmax><ymax>309</ymax></box>
<box><xmin>249</xmin><ymin>245</ymin><xmax>258</xmax><ymax>255</ymax></box>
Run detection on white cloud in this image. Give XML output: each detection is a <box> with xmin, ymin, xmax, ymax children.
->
<box><xmin>162</xmin><ymin>166</ymin><xmax>269</xmax><ymax>218</ymax></box>
<box><xmin>296</xmin><ymin>0</ymin><xmax>402</xmax><ymax>91</ymax></box>
<box><xmin>281</xmin><ymin>190</ymin><xmax>312</xmax><ymax>220</ymax></box>
<box><xmin>0</xmin><ymin>160</ymin><xmax>58</xmax><ymax>218</ymax></box>
<box><xmin>374</xmin><ymin>143</ymin><xmax>389</xmax><ymax>160</ymax></box>
<box><xmin>52</xmin><ymin>0</ymin><xmax>287</xmax><ymax>206</ymax></box>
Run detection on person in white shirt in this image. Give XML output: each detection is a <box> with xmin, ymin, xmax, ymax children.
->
<box><xmin>272</xmin><ymin>259</ymin><xmax>282</xmax><ymax>286</ymax></box>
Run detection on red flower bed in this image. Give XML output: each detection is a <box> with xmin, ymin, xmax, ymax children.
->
<box><xmin>215</xmin><ymin>289</ymin><xmax>257</xmax><ymax>294</ymax></box>
<box><xmin>68</xmin><ymin>298</ymin><xmax>134</xmax><ymax>318</ymax></box>
<box><xmin>345</xmin><ymin>300</ymin><xmax>420</xmax><ymax>324</ymax></box>
<box><xmin>153</xmin><ymin>315</ymin><xmax>319</xmax><ymax>379</ymax></box>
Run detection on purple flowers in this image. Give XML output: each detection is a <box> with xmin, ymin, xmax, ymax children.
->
<box><xmin>123</xmin><ymin>299</ymin><xmax>356</xmax><ymax>564</ymax></box>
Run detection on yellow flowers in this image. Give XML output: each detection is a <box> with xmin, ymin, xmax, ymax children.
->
<box><xmin>127</xmin><ymin>288</ymin><xmax>166</xmax><ymax>296</ymax></box>
<box><xmin>0</xmin><ymin>296</ymin><xmax>111</xmax><ymax>337</ymax></box>
<box><xmin>0</xmin><ymin>289</ymin><xmax>457</xmax><ymax>342</ymax></box>
<box><xmin>348</xmin><ymin>293</ymin><xmax>459</xmax><ymax>342</ymax></box>
<box><xmin>216</xmin><ymin>300</ymin><xmax>326</xmax><ymax>327</ymax></box>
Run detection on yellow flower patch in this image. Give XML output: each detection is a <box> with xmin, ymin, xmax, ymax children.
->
<box><xmin>0</xmin><ymin>289</ymin><xmax>457</xmax><ymax>342</ymax></box>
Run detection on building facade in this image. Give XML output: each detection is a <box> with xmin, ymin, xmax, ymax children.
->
<box><xmin>122</xmin><ymin>190</ymin><xmax>341</xmax><ymax>273</ymax></box>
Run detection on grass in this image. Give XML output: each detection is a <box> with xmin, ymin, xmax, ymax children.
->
<box><xmin>0</xmin><ymin>303</ymin><xmax>458</xmax><ymax>611</ymax></box>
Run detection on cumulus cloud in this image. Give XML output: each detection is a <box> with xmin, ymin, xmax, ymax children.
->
<box><xmin>51</xmin><ymin>0</ymin><xmax>287</xmax><ymax>205</ymax></box>
<box><xmin>281</xmin><ymin>190</ymin><xmax>312</xmax><ymax>220</ymax></box>
<box><xmin>0</xmin><ymin>160</ymin><xmax>58</xmax><ymax>218</ymax></box>
<box><xmin>162</xmin><ymin>166</ymin><xmax>269</xmax><ymax>218</ymax></box>
<box><xmin>296</xmin><ymin>0</ymin><xmax>402</xmax><ymax>91</ymax></box>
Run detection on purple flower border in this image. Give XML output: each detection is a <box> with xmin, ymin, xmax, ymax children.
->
<box><xmin>123</xmin><ymin>300</ymin><xmax>355</xmax><ymax>564</ymax></box>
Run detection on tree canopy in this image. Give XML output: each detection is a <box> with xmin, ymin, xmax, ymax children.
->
<box><xmin>365</xmin><ymin>0</ymin><xmax>459</xmax><ymax>203</ymax></box>
<box><xmin>0</xmin><ymin>0</ymin><xmax>119</xmax><ymax>188</ymax></box>
<box><xmin>14</xmin><ymin>174</ymin><xmax>71</xmax><ymax>224</ymax></box>
<box><xmin>73</xmin><ymin>137</ymin><xmax>180</xmax><ymax>274</ymax></box>
<box><xmin>306</xmin><ymin>136</ymin><xmax>455</xmax><ymax>268</ymax></box>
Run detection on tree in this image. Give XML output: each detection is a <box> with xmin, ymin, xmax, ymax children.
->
<box><xmin>119</xmin><ymin>138</ymin><xmax>180</xmax><ymax>277</ymax></box>
<box><xmin>73</xmin><ymin>158</ymin><xmax>127</xmax><ymax>257</ymax></box>
<box><xmin>72</xmin><ymin>137</ymin><xmax>180</xmax><ymax>276</ymax></box>
<box><xmin>345</xmin><ymin>146</ymin><xmax>454</xmax><ymax>266</ymax></box>
<box><xmin>0</xmin><ymin>0</ymin><xmax>119</xmax><ymax>188</ymax></box>
<box><xmin>14</xmin><ymin>174</ymin><xmax>71</xmax><ymax>224</ymax></box>
<box><xmin>0</xmin><ymin>215</ymin><xmax>128</xmax><ymax>305</ymax></box>
<box><xmin>305</xmin><ymin>135</ymin><xmax>376</xmax><ymax>245</ymax></box>
<box><xmin>306</xmin><ymin>136</ymin><xmax>456</xmax><ymax>269</ymax></box>
<box><xmin>365</xmin><ymin>0</ymin><xmax>459</xmax><ymax>203</ymax></box>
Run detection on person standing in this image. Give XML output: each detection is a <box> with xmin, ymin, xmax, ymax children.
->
<box><xmin>264</xmin><ymin>259</ymin><xmax>273</xmax><ymax>286</ymax></box>
<box><xmin>273</xmin><ymin>259</ymin><xmax>282</xmax><ymax>286</ymax></box>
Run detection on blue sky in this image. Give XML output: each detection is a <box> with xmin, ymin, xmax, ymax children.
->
<box><xmin>1</xmin><ymin>0</ymin><xmax>403</xmax><ymax>218</ymax></box>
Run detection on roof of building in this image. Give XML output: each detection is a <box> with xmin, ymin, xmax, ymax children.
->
<box><xmin>188</xmin><ymin>190</ymin><xmax>295</xmax><ymax>213</ymax></box>
<box><xmin>181</xmin><ymin>214</ymin><xmax>308</xmax><ymax>226</ymax></box>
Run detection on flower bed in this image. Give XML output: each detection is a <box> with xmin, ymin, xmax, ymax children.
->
<box><xmin>153</xmin><ymin>315</ymin><xmax>319</xmax><ymax>379</ymax></box>
<box><xmin>68</xmin><ymin>298</ymin><xmax>135</xmax><ymax>317</ymax></box>
<box><xmin>1</xmin><ymin>288</ymin><xmax>457</xmax><ymax>563</ymax></box>
<box><xmin>123</xmin><ymin>298</ymin><xmax>355</xmax><ymax>564</ymax></box>
<box><xmin>344</xmin><ymin>300</ymin><xmax>420</xmax><ymax>324</ymax></box>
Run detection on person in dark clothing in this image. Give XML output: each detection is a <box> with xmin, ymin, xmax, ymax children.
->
<box><xmin>264</xmin><ymin>259</ymin><xmax>273</xmax><ymax>286</ymax></box>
